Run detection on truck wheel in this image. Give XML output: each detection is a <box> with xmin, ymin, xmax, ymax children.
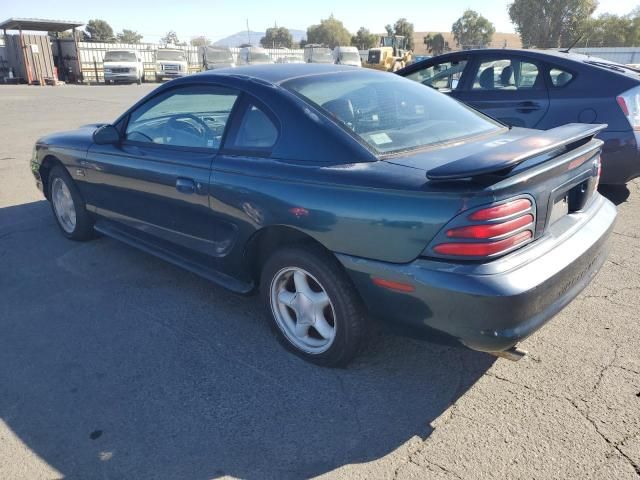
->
<box><xmin>261</xmin><ymin>245</ymin><xmax>368</xmax><ymax>367</ymax></box>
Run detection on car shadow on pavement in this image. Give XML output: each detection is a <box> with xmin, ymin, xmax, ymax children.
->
<box><xmin>0</xmin><ymin>200</ymin><xmax>495</xmax><ymax>480</ymax></box>
<box><xmin>599</xmin><ymin>184</ymin><xmax>630</xmax><ymax>205</ymax></box>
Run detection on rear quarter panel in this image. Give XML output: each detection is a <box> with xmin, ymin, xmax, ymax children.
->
<box><xmin>208</xmin><ymin>155</ymin><xmax>467</xmax><ymax>275</ymax></box>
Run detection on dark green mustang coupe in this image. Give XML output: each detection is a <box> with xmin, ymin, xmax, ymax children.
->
<box><xmin>31</xmin><ymin>64</ymin><xmax>616</xmax><ymax>366</ymax></box>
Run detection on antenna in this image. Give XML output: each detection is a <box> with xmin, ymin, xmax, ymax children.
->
<box><xmin>560</xmin><ymin>33</ymin><xmax>584</xmax><ymax>53</ymax></box>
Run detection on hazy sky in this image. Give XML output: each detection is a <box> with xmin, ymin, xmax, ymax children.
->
<box><xmin>2</xmin><ymin>0</ymin><xmax>638</xmax><ymax>43</ymax></box>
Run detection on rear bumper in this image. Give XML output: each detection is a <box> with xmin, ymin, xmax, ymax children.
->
<box><xmin>338</xmin><ymin>194</ymin><xmax>616</xmax><ymax>353</ymax></box>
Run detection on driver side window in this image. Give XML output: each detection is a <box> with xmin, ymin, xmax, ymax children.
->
<box><xmin>125</xmin><ymin>85</ymin><xmax>239</xmax><ymax>149</ymax></box>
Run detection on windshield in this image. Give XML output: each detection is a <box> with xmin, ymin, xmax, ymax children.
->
<box><xmin>340</xmin><ymin>52</ymin><xmax>361</xmax><ymax>63</ymax></box>
<box><xmin>307</xmin><ymin>48</ymin><xmax>334</xmax><ymax>63</ymax></box>
<box><xmin>104</xmin><ymin>51</ymin><xmax>136</xmax><ymax>62</ymax></box>
<box><xmin>206</xmin><ymin>49</ymin><xmax>233</xmax><ymax>63</ymax></box>
<box><xmin>157</xmin><ymin>50</ymin><xmax>187</xmax><ymax>61</ymax></box>
<box><xmin>284</xmin><ymin>71</ymin><xmax>501</xmax><ymax>154</ymax></box>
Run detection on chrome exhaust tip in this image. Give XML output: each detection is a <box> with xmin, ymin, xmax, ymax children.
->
<box><xmin>489</xmin><ymin>346</ymin><xmax>527</xmax><ymax>362</ymax></box>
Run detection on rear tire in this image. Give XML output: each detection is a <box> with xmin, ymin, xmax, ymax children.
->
<box><xmin>260</xmin><ymin>245</ymin><xmax>367</xmax><ymax>367</ymax></box>
<box><xmin>48</xmin><ymin>165</ymin><xmax>95</xmax><ymax>241</ymax></box>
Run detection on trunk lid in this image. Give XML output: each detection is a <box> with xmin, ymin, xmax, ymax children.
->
<box><xmin>387</xmin><ymin>123</ymin><xmax>607</xmax><ymax>255</ymax></box>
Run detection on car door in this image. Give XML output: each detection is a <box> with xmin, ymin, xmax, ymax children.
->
<box><xmin>454</xmin><ymin>54</ymin><xmax>550</xmax><ymax>128</ymax></box>
<box><xmin>402</xmin><ymin>54</ymin><xmax>472</xmax><ymax>102</ymax></box>
<box><xmin>82</xmin><ymin>84</ymin><xmax>240</xmax><ymax>258</ymax></box>
<box><xmin>206</xmin><ymin>96</ymin><xmax>282</xmax><ymax>278</ymax></box>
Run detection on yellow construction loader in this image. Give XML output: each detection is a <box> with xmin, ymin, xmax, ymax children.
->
<box><xmin>364</xmin><ymin>35</ymin><xmax>412</xmax><ymax>72</ymax></box>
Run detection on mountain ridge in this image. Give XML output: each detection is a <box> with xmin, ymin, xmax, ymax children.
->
<box><xmin>214</xmin><ymin>29</ymin><xmax>306</xmax><ymax>47</ymax></box>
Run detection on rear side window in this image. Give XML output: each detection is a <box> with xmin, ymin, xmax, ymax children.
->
<box><xmin>231</xmin><ymin>104</ymin><xmax>278</xmax><ymax>149</ymax></box>
<box><xmin>472</xmin><ymin>58</ymin><xmax>541</xmax><ymax>90</ymax></box>
<box><xmin>549</xmin><ymin>68</ymin><xmax>574</xmax><ymax>87</ymax></box>
<box><xmin>405</xmin><ymin>60</ymin><xmax>468</xmax><ymax>91</ymax></box>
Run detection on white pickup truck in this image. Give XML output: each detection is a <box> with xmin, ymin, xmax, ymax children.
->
<box><xmin>103</xmin><ymin>50</ymin><xmax>144</xmax><ymax>84</ymax></box>
<box><xmin>155</xmin><ymin>49</ymin><xmax>189</xmax><ymax>81</ymax></box>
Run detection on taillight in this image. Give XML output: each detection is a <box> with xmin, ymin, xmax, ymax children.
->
<box><xmin>617</xmin><ymin>85</ymin><xmax>640</xmax><ymax>131</ymax></box>
<box><xmin>431</xmin><ymin>197</ymin><xmax>535</xmax><ymax>259</ymax></box>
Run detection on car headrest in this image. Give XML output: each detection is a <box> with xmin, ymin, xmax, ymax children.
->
<box><xmin>556</xmin><ymin>72</ymin><xmax>571</xmax><ymax>86</ymax></box>
<box><xmin>500</xmin><ymin>65</ymin><xmax>513</xmax><ymax>86</ymax></box>
<box><xmin>321</xmin><ymin>98</ymin><xmax>355</xmax><ymax>126</ymax></box>
<box><xmin>479</xmin><ymin>67</ymin><xmax>495</xmax><ymax>89</ymax></box>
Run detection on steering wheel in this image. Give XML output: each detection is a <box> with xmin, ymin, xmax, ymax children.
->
<box><xmin>163</xmin><ymin>114</ymin><xmax>212</xmax><ymax>146</ymax></box>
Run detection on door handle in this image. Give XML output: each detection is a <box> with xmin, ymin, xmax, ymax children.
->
<box><xmin>175</xmin><ymin>178</ymin><xmax>196</xmax><ymax>194</ymax></box>
<box><xmin>516</xmin><ymin>101</ymin><xmax>540</xmax><ymax>113</ymax></box>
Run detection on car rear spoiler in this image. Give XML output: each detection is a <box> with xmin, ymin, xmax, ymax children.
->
<box><xmin>426</xmin><ymin>123</ymin><xmax>607</xmax><ymax>181</ymax></box>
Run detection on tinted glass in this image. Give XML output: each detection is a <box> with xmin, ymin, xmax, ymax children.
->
<box><xmin>472</xmin><ymin>58</ymin><xmax>540</xmax><ymax>90</ymax></box>
<box><xmin>405</xmin><ymin>60</ymin><xmax>467</xmax><ymax>91</ymax></box>
<box><xmin>125</xmin><ymin>85</ymin><xmax>239</xmax><ymax>149</ymax></box>
<box><xmin>232</xmin><ymin>105</ymin><xmax>278</xmax><ymax>149</ymax></box>
<box><xmin>157</xmin><ymin>50</ymin><xmax>187</xmax><ymax>61</ymax></box>
<box><xmin>104</xmin><ymin>51</ymin><xmax>136</xmax><ymax>62</ymax></box>
<box><xmin>285</xmin><ymin>71</ymin><xmax>501</xmax><ymax>154</ymax></box>
<box><xmin>550</xmin><ymin>67</ymin><xmax>574</xmax><ymax>87</ymax></box>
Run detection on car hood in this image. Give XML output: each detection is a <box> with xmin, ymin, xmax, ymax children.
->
<box><xmin>104</xmin><ymin>62</ymin><xmax>136</xmax><ymax>69</ymax></box>
<box><xmin>157</xmin><ymin>60</ymin><xmax>187</xmax><ymax>66</ymax></box>
<box><xmin>37</xmin><ymin>124</ymin><xmax>103</xmax><ymax>150</ymax></box>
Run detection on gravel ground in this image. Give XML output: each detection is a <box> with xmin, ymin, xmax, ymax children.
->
<box><xmin>0</xmin><ymin>84</ymin><xmax>638</xmax><ymax>480</ymax></box>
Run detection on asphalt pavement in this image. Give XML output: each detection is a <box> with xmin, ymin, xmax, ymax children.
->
<box><xmin>0</xmin><ymin>84</ymin><xmax>638</xmax><ymax>480</ymax></box>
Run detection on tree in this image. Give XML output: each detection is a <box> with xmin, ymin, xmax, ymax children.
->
<box><xmin>116</xmin><ymin>29</ymin><xmax>143</xmax><ymax>43</ymax></box>
<box><xmin>306</xmin><ymin>15</ymin><xmax>351</xmax><ymax>48</ymax></box>
<box><xmin>260</xmin><ymin>27</ymin><xmax>293</xmax><ymax>48</ymax></box>
<box><xmin>161</xmin><ymin>31</ymin><xmax>181</xmax><ymax>46</ymax></box>
<box><xmin>351</xmin><ymin>27</ymin><xmax>378</xmax><ymax>49</ymax></box>
<box><xmin>452</xmin><ymin>10</ymin><xmax>495</xmax><ymax>49</ymax></box>
<box><xmin>85</xmin><ymin>19</ymin><xmax>115</xmax><ymax>42</ymax></box>
<box><xmin>508</xmin><ymin>0</ymin><xmax>597</xmax><ymax>48</ymax></box>
<box><xmin>424</xmin><ymin>33</ymin><xmax>449</xmax><ymax>55</ymax></box>
<box><xmin>190</xmin><ymin>36</ymin><xmax>211</xmax><ymax>47</ymax></box>
<box><xmin>384</xmin><ymin>18</ymin><xmax>415</xmax><ymax>50</ymax></box>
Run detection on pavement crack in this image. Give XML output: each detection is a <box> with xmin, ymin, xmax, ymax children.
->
<box><xmin>566</xmin><ymin>397</ymin><xmax>640</xmax><ymax>477</ymax></box>
<box><xmin>422</xmin><ymin>458</ymin><xmax>464</xmax><ymax>480</ymax></box>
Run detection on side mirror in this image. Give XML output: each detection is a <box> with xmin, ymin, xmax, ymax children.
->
<box><xmin>93</xmin><ymin>124</ymin><xmax>120</xmax><ymax>145</ymax></box>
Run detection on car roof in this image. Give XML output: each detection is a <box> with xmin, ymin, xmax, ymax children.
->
<box><xmin>423</xmin><ymin>48</ymin><xmax>640</xmax><ymax>69</ymax></box>
<box><xmin>401</xmin><ymin>48</ymin><xmax>640</xmax><ymax>80</ymax></box>
<box><xmin>193</xmin><ymin>63</ymin><xmax>372</xmax><ymax>84</ymax></box>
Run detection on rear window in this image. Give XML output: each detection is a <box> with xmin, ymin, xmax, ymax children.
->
<box><xmin>283</xmin><ymin>71</ymin><xmax>501</xmax><ymax>154</ymax></box>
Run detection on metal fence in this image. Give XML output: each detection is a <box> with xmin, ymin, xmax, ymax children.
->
<box><xmin>572</xmin><ymin>47</ymin><xmax>640</xmax><ymax>64</ymax></box>
<box><xmin>52</xmin><ymin>39</ymin><xmax>304</xmax><ymax>83</ymax></box>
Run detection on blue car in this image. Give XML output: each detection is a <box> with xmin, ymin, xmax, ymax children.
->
<box><xmin>398</xmin><ymin>49</ymin><xmax>640</xmax><ymax>185</ymax></box>
<box><xmin>31</xmin><ymin>65</ymin><xmax>615</xmax><ymax>366</ymax></box>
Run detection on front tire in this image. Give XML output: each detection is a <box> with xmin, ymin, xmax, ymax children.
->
<box><xmin>48</xmin><ymin>165</ymin><xmax>94</xmax><ymax>241</ymax></box>
<box><xmin>260</xmin><ymin>245</ymin><xmax>367</xmax><ymax>367</ymax></box>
